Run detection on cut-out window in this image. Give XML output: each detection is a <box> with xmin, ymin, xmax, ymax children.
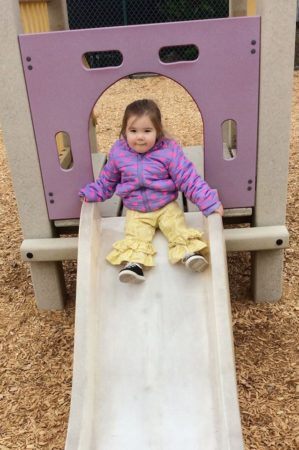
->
<box><xmin>159</xmin><ymin>45</ymin><xmax>199</xmax><ymax>63</ymax></box>
<box><xmin>82</xmin><ymin>51</ymin><xmax>123</xmax><ymax>69</ymax></box>
<box><xmin>55</xmin><ymin>132</ymin><xmax>73</xmax><ymax>170</ymax></box>
<box><xmin>222</xmin><ymin>120</ymin><xmax>237</xmax><ymax>160</ymax></box>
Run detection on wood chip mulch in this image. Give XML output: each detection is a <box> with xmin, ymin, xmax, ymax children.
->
<box><xmin>0</xmin><ymin>72</ymin><xmax>298</xmax><ymax>449</ymax></box>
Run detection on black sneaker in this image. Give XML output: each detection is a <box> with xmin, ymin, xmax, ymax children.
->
<box><xmin>119</xmin><ymin>263</ymin><xmax>145</xmax><ymax>283</ymax></box>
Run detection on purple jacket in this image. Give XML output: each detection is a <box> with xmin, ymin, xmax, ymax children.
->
<box><xmin>79</xmin><ymin>138</ymin><xmax>221</xmax><ymax>216</ymax></box>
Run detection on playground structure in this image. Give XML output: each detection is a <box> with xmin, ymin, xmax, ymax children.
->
<box><xmin>0</xmin><ymin>0</ymin><xmax>296</xmax><ymax>309</ymax></box>
<box><xmin>0</xmin><ymin>1</ymin><xmax>296</xmax><ymax>449</ymax></box>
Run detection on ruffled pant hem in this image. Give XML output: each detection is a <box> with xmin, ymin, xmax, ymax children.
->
<box><xmin>169</xmin><ymin>241</ymin><xmax>207</xmax><ymax>264</ymax></box>
<box><xmin>106</xmin><ymin>232</ymin><xmax>208</xmax><ymax>267</ymax></box>
<box><xmin>106</xmin><ymin>238</ymin><xmax>156</xmax><ymax>267</ymax></box>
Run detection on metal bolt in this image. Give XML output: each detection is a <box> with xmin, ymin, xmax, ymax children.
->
<box><xmin>26</xmin><ymin>252</ymin><xmax>34</xmax><ymax>259</ymax></box>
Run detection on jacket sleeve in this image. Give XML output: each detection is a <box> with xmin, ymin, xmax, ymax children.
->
<box><xmin>168</xmin><ymin>141</ymin><xmax>221</xmax><ymax>216</ymax></box>
<box><xmin>79</xmin><ymin>147</ymin><xmax>120</xmax><ymax>202</ymax></box>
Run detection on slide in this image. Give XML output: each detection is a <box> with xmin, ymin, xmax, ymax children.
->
<box><xmin>65</xmin><ymin>202</ymin><xmax>244</xmax><ymax>450</ymax></box>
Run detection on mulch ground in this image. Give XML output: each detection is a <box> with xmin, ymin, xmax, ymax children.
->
<box><xmin>0</xmin><ymin>72</ymin><xmax>298</xmax><ymax>449</ymax></box>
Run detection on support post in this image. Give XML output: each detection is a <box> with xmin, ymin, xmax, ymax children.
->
<box><xmin>0</xmin><ymin>1</ymin><xmax>66</xmax><ymax>309</ymax></box>
<box><xmin>253</xmin><ymin>0</ymin><xmax>296</xmax><ymax>302</ymax></box>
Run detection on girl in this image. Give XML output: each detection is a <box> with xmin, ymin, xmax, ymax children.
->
<box><xmin>79</xmin><ymin>99</ymin><xmax>223</xmax><ymax>283</ymax></box>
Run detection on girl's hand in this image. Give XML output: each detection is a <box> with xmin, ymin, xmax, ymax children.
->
<box><xmin>214</xmin><ymin>204</ymin><xmax>224</xmax><ymax>216</ymax></box>
<box><xmin>80</xmin><ymin>196</ymin><xmax>86</xmax><ymax>203</ymax></box>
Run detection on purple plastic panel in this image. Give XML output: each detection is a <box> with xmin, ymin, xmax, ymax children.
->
<box><xmin>19</xmin><ymin>17</ymin><xmax>260</xmax><ymax>220</ymax></box>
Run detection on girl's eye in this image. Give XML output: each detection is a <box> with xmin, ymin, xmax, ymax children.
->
<box><xmin>145</xmin><ymin>129</ymin><xmax>152</xmax><ymax>133</ymax></box>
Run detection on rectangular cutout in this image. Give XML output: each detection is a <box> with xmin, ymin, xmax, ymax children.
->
<box><xmin>159</xmin><ymin>44</ymin><xmax>199</xmax><ymax>63</ymax></box>
<box><xmin>82</xmin><ymin>51</ymin><xmax>123</xmax><ymax>69</ymax></box>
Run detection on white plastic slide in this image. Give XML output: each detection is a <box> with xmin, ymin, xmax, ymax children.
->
<box><xmin>65</xmin><ymin>202</ymin><xmax>244</xmax><ymax>450</ymax></box>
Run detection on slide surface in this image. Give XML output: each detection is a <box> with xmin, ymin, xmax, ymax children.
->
<box><xmin>65</xmin><ymin>202</ymin><xmax>244</xmax><ymax>450</ymax></box>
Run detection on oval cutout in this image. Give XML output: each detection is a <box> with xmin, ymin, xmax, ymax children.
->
<box><xmin>55</xmin><ymin>131</ymin><xmax>73</xmax><ymax>170</ymax></box>
<box><xmin>222</xmin><ymin>119</ymin><xmax>237</xmax><ymax>160</ymax></box>
<box><xmin>82</xmin><ymin>50</ymin><xmax>123</xmax><ymax>69</ymax></box>
<box><xmin>159</xmin><ymin>45</ymin><xmax>199</xmax><ymax>63</ymax></box>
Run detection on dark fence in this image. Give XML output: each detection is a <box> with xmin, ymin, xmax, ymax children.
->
<box><xmin>67</xmin><ymin>0</ymin><xmax>229</xmax><ymax>67</ymax></box>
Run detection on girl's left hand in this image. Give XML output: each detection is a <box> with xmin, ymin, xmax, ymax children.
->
<box><xmin>214</xmin><ymin>204</ymin><xmax>224</xmax><ymax>216</ymax></box>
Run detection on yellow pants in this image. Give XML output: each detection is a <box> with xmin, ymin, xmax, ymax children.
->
<box><xmin>106</xmin><ymin>201</ymin><xmax>208</xmax><ymax>267</ymax></box>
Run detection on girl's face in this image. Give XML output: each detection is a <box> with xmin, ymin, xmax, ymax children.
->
<box><xmin>125</xmin><ymin>114</ymin><xmax>157</xmax><ymax>153</ymax></box>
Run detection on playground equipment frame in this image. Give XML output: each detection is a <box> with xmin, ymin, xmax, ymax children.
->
<box><xmin>0</xmin><ymin>0</ymin><xmax>296</xmax><ymax>309</ymax></box>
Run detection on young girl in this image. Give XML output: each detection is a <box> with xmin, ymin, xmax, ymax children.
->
<box><xmin>79</xmin><ymin>99</ymin><xmax>223</xmax><ymax>283</ymax></box>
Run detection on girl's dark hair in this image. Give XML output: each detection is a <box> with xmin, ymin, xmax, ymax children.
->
<box><xmin>120</xmin><ymin>99</ymin><xmax>165</xmax><ymax>140</ymax></box>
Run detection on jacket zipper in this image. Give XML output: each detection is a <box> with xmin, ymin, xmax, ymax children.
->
<box><xmin>137</xmin><ymin>154</ymin><xmax>151</xmax><ymax>211</ymax></box>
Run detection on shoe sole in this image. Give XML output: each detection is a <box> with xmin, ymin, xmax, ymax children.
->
<box><xmin>185</xmin><ymin>255</ymin><xmax>209</xmax><ymax>273</ymax></box>
<box><xmin>119</xmin><ymin>270</ymin><xmax>145</xmax><ymax>284</ymax></box>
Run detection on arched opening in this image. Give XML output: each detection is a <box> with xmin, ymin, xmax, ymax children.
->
<box><xmin>87</xmin><ymin>74</ymin><xmax>204</xmax><ymax>215</ymax></box>
<box><xmin>89</xmin><ymin>74</ymin><xmax>204</xmax><ymax>163</ymax></box>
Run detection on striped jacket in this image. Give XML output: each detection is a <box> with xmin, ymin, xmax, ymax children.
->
<box><xmin>79</xmin><ymin>138</ymin><xmax>221</xmax><ymax>216</ymax></box>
